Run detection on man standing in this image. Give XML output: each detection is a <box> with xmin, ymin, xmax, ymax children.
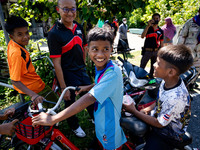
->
<box><xmin>118</xmin><ymin>18</ymin><xmax>129</xmax><ymax>49</ymax></box>
<box><xmin>48</xmin><ymin>0</ymin><xmax>93</xmax><ymax>137</ymax></box>
<box><xmin>140</xmin><ymin>13</ymin><xmax>164</xmax><ymax>77</ymax></box>
<box><xmin>111</xmin><ymin>16</ymin><xmax>119</xmax><ymax>38</ymax></box>
<box><xmin>177</xmin><ymin>7</ymin><xmax>200</xmax><ymax>72</ymax></box>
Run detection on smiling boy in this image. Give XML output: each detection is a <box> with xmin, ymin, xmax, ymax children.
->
<box><xmin>5</xmin><ymin>16</ymin><xmax>57</xmax><ymax>105</ymax></box>
<box><xmin>32</xmin><ymin>26</ymin><xmax>127</xmax><ymax>150</ymax></box>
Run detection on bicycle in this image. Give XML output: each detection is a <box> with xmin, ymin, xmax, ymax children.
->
<box><xmin>1</xmin><ymin>86</ymin><xmax>81</xmax><ymax>150</ymax></box>
<box><xmin>32</xmin><ymin>53</ymin><xmax>61</xmax><ymax>97</ymax></box>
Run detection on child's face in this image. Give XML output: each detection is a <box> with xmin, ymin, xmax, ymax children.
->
<box><xmin>10</xmin><ymin>27</ymin><xmax>30</xmax><ymax>47</ymax></box>
<box><xmin>88</xmin><ymin>40</ymin><xmax>112</xmax><ymax>71</ymax></box>
<box><xmin>153</xmin><ymin>57</ymin><xmax>169</xmax><ymax>79</ymax></box>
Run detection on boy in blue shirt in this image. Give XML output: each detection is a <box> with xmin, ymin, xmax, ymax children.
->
<box><xmin>32</xmin><ymin>25</ymin><xmax>127</xmax><ymax>149</ymax></box>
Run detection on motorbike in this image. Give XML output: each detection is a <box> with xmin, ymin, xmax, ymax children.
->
<box><xmin>180</xmin><ymin>66</ymin><xmax>199</xmax><ymax>91</ymax></box>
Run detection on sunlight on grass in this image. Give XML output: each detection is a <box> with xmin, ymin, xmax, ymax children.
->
<box><xmin>111</xmin><ymin>50</ymin><xmax>150</xmax><ymax>72</ymax></box>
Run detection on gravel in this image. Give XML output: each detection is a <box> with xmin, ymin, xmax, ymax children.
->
<box><xmin>188</xmin><ymin>82</ymin><xmax>200</xmax><ymax>149</ymax></box>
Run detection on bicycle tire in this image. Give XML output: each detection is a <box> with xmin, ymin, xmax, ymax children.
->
<box><xmin>0</xmin><ymin>135</ymin><xmax>12</xmax><ymax>150</ymax></box>
<box><xmin>14</xmin><ymin>141</ymin><xmax>53</xmax><ymax>150</ymax></box>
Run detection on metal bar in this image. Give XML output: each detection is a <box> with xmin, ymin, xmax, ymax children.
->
<box><xmin>0</xmin><ymin>2</ymin><xmax>9</xmax><ymax>45</ymax></box>
<box><xmin>0</xmin><ymin>81</ymin><xmax>13</xmax><ymax>89</ymax></box>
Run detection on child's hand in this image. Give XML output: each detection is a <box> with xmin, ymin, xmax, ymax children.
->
<box><xmin>75</xmin><ymin>84</ymin><xmax>95</xmax><ymax>96</ymax></box>
<box><xmin>75</xmin><ymin>86</ymin><xmax>87</xmax><ymax>95</ymax></box>
<box><xmin>0</xmin><ymin>119</ymin><xmax>18</xmax><ymax>136</ymax></box>
<box><xmin>31</xmin><ymin>94</ymin><xmax>44</xmax><ymax>106</ymax></box>
<box><xmin>63</xmin><ymin>90</ymin><xmax>71</xmax><ymax>101</ymax></box>
<box><xmin>32</xmin><ymin>112</ymin><xmax>54</xmax><ymax>127</ymax></box>
<box><xmin>122</xmin><ymin>103</ymin><xmax>136</xmax><ymax>114</ymax></box>
<box><xmin>3</xmin><ymin>108</ymin><xmax>15</xmax><ymax>120</ymax></box>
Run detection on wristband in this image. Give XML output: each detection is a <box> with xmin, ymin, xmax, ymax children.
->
<box><xmin>33</xmin><ymin>95</ymin><xmax>40</xmax><ymax>101</ymax></box>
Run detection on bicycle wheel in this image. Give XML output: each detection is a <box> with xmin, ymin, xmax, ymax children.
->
<box><xmin>14</xmin><ymin>141</ymin><xmax>46</xmax><ymax>150</ymax></box>
<box><xmin>0</xmin><ymin>135</ymin><xmax>12</xmax><ymax>150</ymax></box>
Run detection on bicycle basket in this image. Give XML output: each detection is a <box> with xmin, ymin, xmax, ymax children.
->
<box><xmin>15</xmin><ymin>115</ymin><xmax>52</xmax><ymax>145</ymax></box>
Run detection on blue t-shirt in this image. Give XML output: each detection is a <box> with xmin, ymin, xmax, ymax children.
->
<box><xmin>89</xmin><ymin>60</ymin><xmax>127</xmax><ymax>149</ymax></box>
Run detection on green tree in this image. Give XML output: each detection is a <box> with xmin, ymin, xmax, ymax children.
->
<box><xmin>129</xmin><ymin>0</ymin><xmax>199</xmax><ymax>28</ymax></box>
<box><xmin>9</xmin><ymin>0</ymin><xmax>58</xmax><ymax>25</ymax></box>
<box><xmin>8</xmin><ymin>0</ymin><xmax>145</xmax><ymax>26</ymax></box>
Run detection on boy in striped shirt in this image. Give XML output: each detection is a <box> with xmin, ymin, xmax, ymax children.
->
<box><xmin>123</xmin><ymin>45</ymin><xmax>193</xmax><ymax>150</ymax></box>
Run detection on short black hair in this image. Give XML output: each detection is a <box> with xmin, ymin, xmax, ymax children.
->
<box><xmin>5</xmin><ymin>15</ymin><xmax>28</xmax><ymax>35</ymax></box>
<box><xmin>152</xmin><ymin>13</ymin><xmax>160</xmax><ymax>18</ymax></box>
<box><xmin>87</xmin><ymin>25</ymin><xmax>114</xmax><ymax>46</ymax></box>
<box><xmin>158</xmin><ymin>45</ymin><xmax>193</xmax><ymax>75</ymax></box>
<box><xmin>58</xmin><ymin>0</ymin><xmax>76</xmax><ymax>5</ymax></box>
<box><xmin>112</xmin><ymin>16</ymin><xmax>116</xmax><ymax>20</ymax></box>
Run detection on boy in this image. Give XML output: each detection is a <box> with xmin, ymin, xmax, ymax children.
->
<box><xmin>48</xmin><ymin>0</ymin><xmax>94</xmax><ymax>137</ymax></box>
<box><xmin>0</xmin><ymin>108</ymin><xmax>18</xmax><ymax>136</ymax></box>
<box><xmin>5</xmin><ymin>15</ymin><xmax>57</xmax><ymax>105</ymax></box>
<box><xmin>32</xmin><ymin>26</ymin><xmax>127</xmax><ymax>149</ymax></box>
<box><xmin>123</xmin><ymin>44</ymin><xmax>193</xmax><ymax>150</ymax></box>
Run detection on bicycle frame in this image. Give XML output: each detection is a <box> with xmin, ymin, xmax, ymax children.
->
<box><xmin>12</xmin><ymin>86</ymin><xmax>80</xmax><ymax>150</ymax></box>
<box><xmin>32</xmin><ymin>54</ymin><xmax>61</xmax><ymax>96</ymax></box>
<box><xmin>45</xmin><ymin>128</ymin><xmax>78</xmax><ymax>150</ymax></box>
<box><xmin>43</xmin><ymin>86</ymin><xmax>80</xmax><ymax>150</ymax></box>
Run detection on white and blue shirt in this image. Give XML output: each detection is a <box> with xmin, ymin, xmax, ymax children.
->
<box><xmin>89</xmin><ymin>60</ymin><xmax>127</xmax><ymax>149</ymax></box>
<box><xmin>152</xmin><ymin>79</ymin><xmax>191</xmax><ymax>140</ymax></box>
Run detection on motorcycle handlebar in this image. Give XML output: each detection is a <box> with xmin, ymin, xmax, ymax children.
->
<box><xmin>117</xmin><ymin>56</ymin><xmax>124</xmax><ymax>63</ymax></box>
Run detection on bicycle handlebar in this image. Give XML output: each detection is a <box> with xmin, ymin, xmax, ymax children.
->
<box><xmin>32</xmin><ymin>55</ymin><xmax>54</xmax><ymax>67</ymax></box>
<box><xmin>47</xmin><ymin>86</ymin><xmax>80</xmax><ymax>115</ymax></box>
<box><xmin>27</xmin><ymin>87</ymin><xmax>80</xmax><ymax>117</ymax></box>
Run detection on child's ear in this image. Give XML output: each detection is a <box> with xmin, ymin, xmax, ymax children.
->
<box><xmin>168</xmin><ymin>68</ymin><xmax>177</xmax><ymax>77</ymax></box>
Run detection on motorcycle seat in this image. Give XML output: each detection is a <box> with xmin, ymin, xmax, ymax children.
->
<box><xmin>120</xmin><ymin>116</ymin><xmax>149</xmax><ymax>137</ymax></box>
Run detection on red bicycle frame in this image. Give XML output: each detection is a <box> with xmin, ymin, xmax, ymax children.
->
<box><xmin>45</xmin><ymin>128</ymin><xmax>79</xmax><ymax>150</ymax></box>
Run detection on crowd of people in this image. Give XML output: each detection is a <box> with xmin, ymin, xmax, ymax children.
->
<box><xmin>0</xmin><ymin>0</ymin><xmax>200</xmax><ymax>149</ymax></box>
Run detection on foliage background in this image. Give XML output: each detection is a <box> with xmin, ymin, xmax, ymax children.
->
<box><xmin>129</xmin><ymin>0</ymin><xmax>200</xmax><ymax>28</ymax></box>
<box><xmin>7</xmin><ymin>0</ymin><xmax>200</xmax><ymax>29</ymax></box>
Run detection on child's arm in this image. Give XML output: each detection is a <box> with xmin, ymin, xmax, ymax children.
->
<box><xmin>123</xmin><ymin>103</ymin><xmax>163</xmax><ymax>128</ymax></box>
<box><xmin>0</xmin><ymin>108</ymin><xmax>15</xmax><ymax>120</ymax></box>
<box><xmin>32</xmin><ymin>93</ymin><xmax>96</xmax><ymax>126</ymax></box>
<box><xmin>11</xmin><ymin>80</ymin><xmax>43</xmax><ymax>105</ymax></box>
